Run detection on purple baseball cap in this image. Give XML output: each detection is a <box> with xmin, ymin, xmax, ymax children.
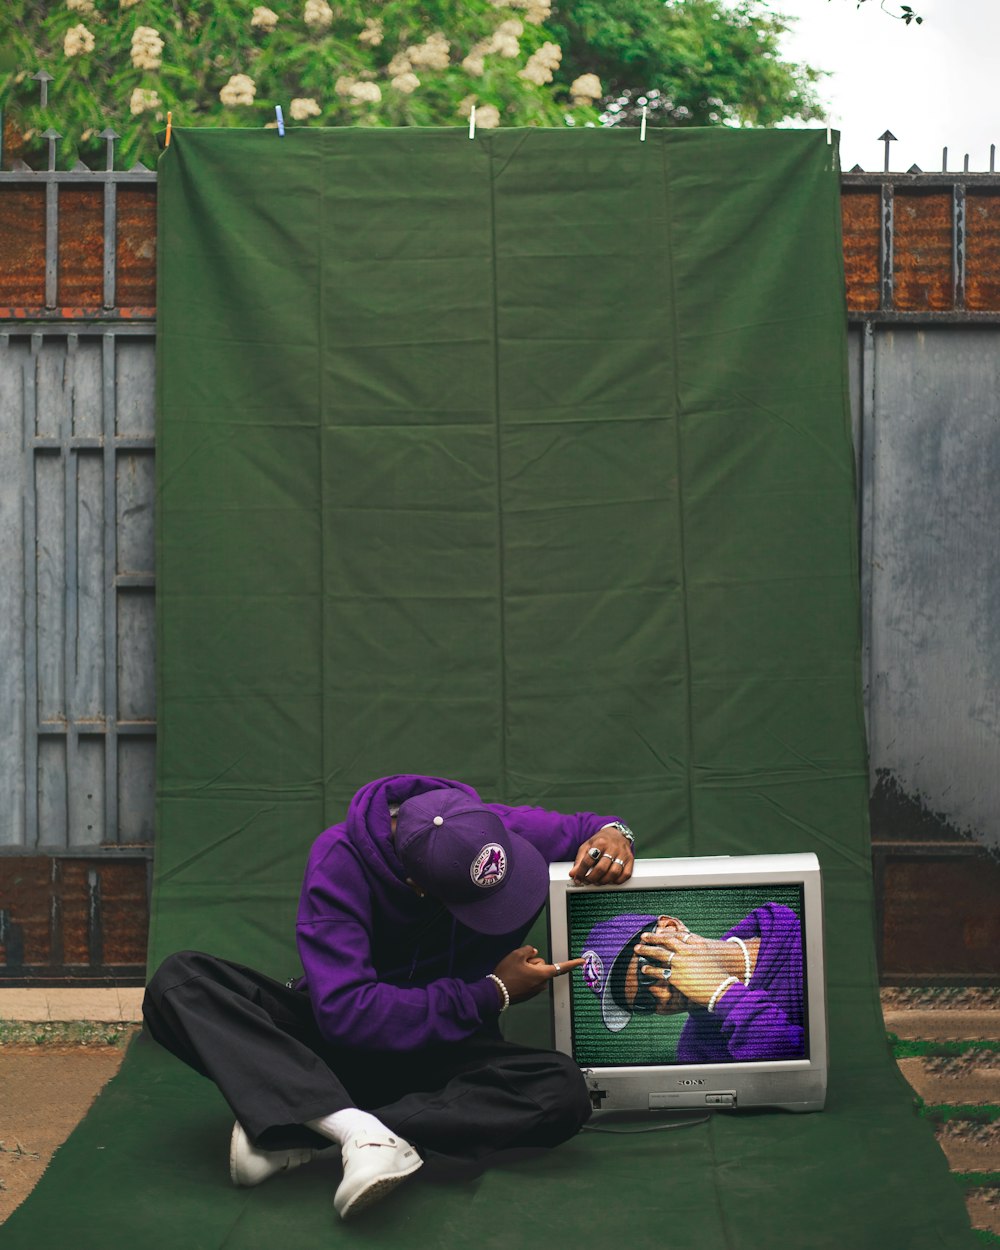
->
<box><xmin>580</xmin><ymin>913</ymin><xmax>657</xmax><ymax>1032</ymax></box>
<box><xmin>395</xmin><ymin>789</ymin><xmax>549</xmax><ymax>935</ymax></box>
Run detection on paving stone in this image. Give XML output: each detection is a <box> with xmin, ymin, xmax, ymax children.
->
<box><xmin>884</xmin><ymin>1010</ymin><xmax>1000</xmax><ymax>1041</ymax></box>
<box><xmin>896</xmin><ymin>1055</ymin><xmax>1000</xmax><ymax>1107</ymax></box>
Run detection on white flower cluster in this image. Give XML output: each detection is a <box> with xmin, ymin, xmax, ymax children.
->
<box><xmin>518</xmin><ymin>40</ymin><xmax>560</xmax><ymax>85</ymax></box>
<box><xmin>405</xmin><ymin>32</ymin><xmax>450</xmax><ymax>70</ymax></box>
<box><xmin>131</xmin><ymin>25</ymin><xmax>164</xmax><ymax>70</ymax></box>
<box><xmin>387</xmin><ymin>51</ymin><xmax>412</xmax><ymax>76</ymax></box>
<box><xmin>64</xmin><ymin>23</ymin><xmax>95</xmax><ymax>56</ymax></box>
<box><xmin>219</xmin><ymin>73</ymin><xmax>256</xmax><ymax>106</ymax></box>
<box><xmin>458</xmin><ymin>96</ymin><xmax>500</xmax><ymax>127</ymax></box>
<box><xmin>494</xmin><ymin>0</ymin><xmax>551</xmax><ymax>24</ymax></box>
<box><xmin>289</xmin><ymin>96</ymin><xmax>321</xmax><ymax>120</ymax></box>
<box><xmin>391</xmin><ymin>72</ymin><xmax>420</xmax><ymax>94</ymax></box>
<box><xmin>66</xmin><ymin>0</ymin><xmax>95</xmax><ymax>15</ymax></box>
<box><xmin>129</xmin><ymin>87</ymin><xmax>161</xmax><ymax>115</ymax></box>
<box><xmin>351</xmin><ymin>81</ymin><xmax>381</xmax><ymax>103</ymax></box>
<box><xmin>475</xmin><ymin>104</ymin><xmax>501</xmax><ymax>128</ymax></box>
<box><xmin>251</xmin><ymin>6</ymin><xmax>279</xmax><ymax>32</ymax></box>
<box><xmin>463</xmin><ymin>19</ymin><xmax>521</xmax><ymax>76</ymax></box>
<box><xmin>569</xmin><ymin>73</ymin><xmax>602</xmax><ymax>104</ymax></box>
<box><xmin>304</xmin><ymin>0</ymin><xmax>333</xmax><ymax>32</ymax></box>
<box><xmin>359</xmin><ymin>18</ymin><xmax>383</xmax><ymax>47</ymax></box>
<box><xmin>335</xmin><ymin>77</ymin><xmax>382</xmax><ymax>104</ymax></box>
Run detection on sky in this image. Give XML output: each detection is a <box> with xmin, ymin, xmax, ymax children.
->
<box><xmin>765</xmin><ymin>0</ymin><xmax>1000</xmax><ymax>174</ymax></box>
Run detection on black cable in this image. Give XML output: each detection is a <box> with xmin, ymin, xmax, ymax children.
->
<box><xmin>581</xmin><ymin>1114</ymin><xmax>710</xmax><ymax>1135</ymax></box>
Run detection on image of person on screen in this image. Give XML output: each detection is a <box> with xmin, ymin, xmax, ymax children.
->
<box><xmin>580</xmin><ymin>903</ymin><xmax>804</xmax><ymax>1062</ymax></box>
<box><xmin>143</xmin><ymin>775</ymin><xmax>637</xmax><ymax>1221</ymax></box>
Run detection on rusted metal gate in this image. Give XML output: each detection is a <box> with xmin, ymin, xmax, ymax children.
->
<box><xmin>1</xmin><ymin>130</ymin><xmax>998</xmax><ymax>985</ymax></box>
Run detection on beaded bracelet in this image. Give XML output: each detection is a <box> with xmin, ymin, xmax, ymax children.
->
<box><xmin>726</xmin><ymin>935</ymin><xmax>752</xmax><ymax>986</ymax></box>
<box><xmin>487</xmin><ymin>973</ymin><xmax>510</xmax><ymax>1013</ymax></box>
<box><xmin>707</xmin><ymin>975</ymin><xmax>739</xmax><ymax>1014</ymax></box>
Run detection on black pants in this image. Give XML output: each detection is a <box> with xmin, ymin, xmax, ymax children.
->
<box><xmin>143</xmin><ymin>950</ymin><xmax>591</xmax><ymax>1174</ymax></box>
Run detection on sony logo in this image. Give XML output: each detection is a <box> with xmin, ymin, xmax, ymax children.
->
<box><xmin>677</xmin><ymin>1078</ymin><xmax>706</xmax><ymax>1086</ymax></box>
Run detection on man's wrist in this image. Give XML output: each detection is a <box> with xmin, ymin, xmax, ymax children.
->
<box><xmin>602</xmin><ymin>820</ymin><xmax>635</xmax><ymax>847</ymax></box>
<box><xmin>487</xmin><ymin>973</ymin><xmax>510</xmax><ymax>1012</ymax></box>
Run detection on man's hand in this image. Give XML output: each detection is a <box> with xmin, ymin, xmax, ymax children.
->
<box><xmin>633</xmin><ymin>930</ymin><xmax>736</xmax><ymax>1010</ymax></box>
<box><xmin>493</xmin><ymin>946</ymin><xmax>584</xmax><ymax>1004</ymax></box>
<box><xmin>568</xmin><ymin>825</ymin><xmax>634</xmax><ymax>885</ymax></box>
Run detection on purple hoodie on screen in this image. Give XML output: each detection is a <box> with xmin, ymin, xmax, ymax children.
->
<box><xmin>677</xmin><ymin>903</ymin><xmax>805</xmax><ymax>1063</ymax></box>
<box><xmin>296</xmin><ymin>774</ymin><xmax>617</xmax><ymax>1052</ymax></box>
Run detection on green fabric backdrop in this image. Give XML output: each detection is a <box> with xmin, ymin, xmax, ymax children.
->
<box><xmin>2</xmin><ymin>126</ymin><xmax>975</xmax><ymax>1248</ymax></box>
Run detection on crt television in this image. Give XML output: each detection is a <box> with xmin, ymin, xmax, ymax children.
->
<box><xmin>548</xmin><ymin>853</ymin><xmax>826</xmax><ymax>1114</ymax></box>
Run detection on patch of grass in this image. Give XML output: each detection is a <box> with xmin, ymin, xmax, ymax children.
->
<box><xmin>918</xmin><ymin>1104</ymin><xmax>1000</xmax><ymax>1126</ymax></box>
<box><xmin>888</xmin><ymin>1036</ymin><xmax>1000</xmax><ymax>1060</ymax></box>
<box><xmin>952</xmin><ymin>1173</ymin><xmax>1000</xmax><ymax>1191</ymax></box>
<box><xmin>0</xmin><ymin>1020</ymin><xmax>139</xmax><ymax>1048</ymax></box>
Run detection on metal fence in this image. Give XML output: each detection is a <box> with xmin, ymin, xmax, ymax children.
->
<box><xmin>1</xmin><ymin>115</ymin><xmax>998</xmax><ymax>983</ymax></box>
<box><xmin>0</xmin><ymin>329</ymin><xmax>156</xmax><ymax>851</ymax></box>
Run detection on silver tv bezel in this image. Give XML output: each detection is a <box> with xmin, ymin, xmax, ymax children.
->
<box><xmin>547</xmin><ymin>852</ymin><xmax>827</xmax><ymax>1114</ymax></box>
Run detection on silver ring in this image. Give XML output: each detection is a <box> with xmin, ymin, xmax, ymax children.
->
<box><xmin>661</xmin><ymin>967</ymin><xmax>672</xmax><ymax>982</ymax></box>
<box><xmin>554</xmin><ymin>963</ymin><xmax>561</xmax><ymax>975</ymax></box>
<box><xmin>666</xmin><ymin>950</ymin><xmax>675</xmax><ymax>968</ymax></box>
<box><xmin>601</xmin><ymin>852</ymin><xmax>614</xmax><ymax>861</ymax></box>
<box><xmin>613</xmin><ymin>857</ymin><xmax>626</xmax><ymax>867</ymax></box>
<box><xmin>587</xmin><ymin>847</ymin><xmax>602</xmax><ymax>861</ymax></box>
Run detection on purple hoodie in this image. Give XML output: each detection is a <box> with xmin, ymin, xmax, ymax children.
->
<box><xmin>677</xmin><ymin>903</ymin><xmax>805</xmax><ymax>1063</ymax></box>
<box><xmin>296</xmin><ymin>774</ymin><xmax>617</xmax><ymax>1052</ymax></box>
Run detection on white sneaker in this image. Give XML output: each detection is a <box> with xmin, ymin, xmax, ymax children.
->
<box><xmin>333</xmin><ymin>1130</ymin><xmax>423</xmax><ymax>1220</ymax></box>
<box><xmin>229</xmin><ymin>1121</ymin><xmax>319</xmax><ymax>1187</ymax></box>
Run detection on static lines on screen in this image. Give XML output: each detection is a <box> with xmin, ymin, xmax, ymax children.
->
<box><xmin>568</xmin><ymin>885</ymin><xmax>807</xmax><ymax>1067</ymax></box>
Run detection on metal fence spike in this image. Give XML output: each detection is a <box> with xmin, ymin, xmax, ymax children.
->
<box><xmin>72</xmin><ymin>159</ymin><xmax>91</xmax><ymax>172</ymax></box>
<box><xmin>130</xmin><ymin>160</ymin><xmax>151</xmax><ymax>172</ymax></box>
<box><xmin>100</xmin><ymin>128</ymin><xmax>118</xmax><ymax>171</ymax></box>
<box><xmin>879</xmin><ymin>130</ymin><xmax>897</xmax><ymax>172</ymax></box>
<box><xmin>31</xmin><ymin>69</ymin><xmax>53</xmax><ymax>107</ymax></box>
<box><xmin>41</xmin><ymin>127</ymin><xmax>61</xmax><ymax>171</ymax></box>
<box><xmin>942</xmin><ymin>146</ymin><xmax>948</xmax><ymax>172</ymax></box>
<box><xmin>907</xmin><ymin>164</ymin><xmax>922</xmax><ymax>174</ymax></box>
<box><xmin>992</xmin><ymin>144</ymin><xmax>996</xmax><ymax>174</ymax></box>
<box><xmin>11</xmin><ymin>158</ymin><xmax>33</xmax><ymax>172</ymax></box>
<box><xmin>849</xmin><ymin>163</ymin><xmax>864</xmax><ymax>173</ymax></box>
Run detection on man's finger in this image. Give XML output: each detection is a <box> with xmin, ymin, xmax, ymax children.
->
<box><xmin>569</xmin><ymin>842</ymin><xmax>608</xmax><ymax>880</ymax></box>
<box><xmin>547</xmin><ymin>957</ymin><xmax>585</xmax><ymax>977</ymax></box>
<box><xmin>633</xmin><ymin>942</ymin><xmax>671</xmax><ymax>962</ymax></box>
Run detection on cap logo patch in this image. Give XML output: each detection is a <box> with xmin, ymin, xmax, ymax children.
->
<box><xmin>581</xmin><ymin>949</ymin><xmax>604</xmax><ymax>992</ymax></box>
<box><xmin>471</xmin><ymin>842</ymin><xmax>506</xmax><ymax>889</ymax></box>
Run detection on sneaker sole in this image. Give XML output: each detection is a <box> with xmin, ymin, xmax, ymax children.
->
<box><xmin>230</xmin><ymin>1124</ymin><xmax>315</xmax><ymax>1188</ymax></box>
<box><xmin>336</xmin><ymin>1155</ymin><xmax>423</xmax><ymax>1219</ymax></box>
<box><xmin>229</xmin><ymin>1125</ymin><xmax>247</xmax><ymax>1187</ymax></box>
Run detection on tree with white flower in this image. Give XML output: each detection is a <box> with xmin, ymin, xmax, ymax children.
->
<box><xmin>2</xmin><ymin>0</ymin><xmax>822</xmax><ymax>169</ymax></box>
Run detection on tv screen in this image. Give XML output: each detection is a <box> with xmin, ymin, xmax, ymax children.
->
<box><xmin>568</xmin><ymin>883</ymin><xmax>807</xmax><ymax>1067</ymax></box>
<box><xmin>548</xmin><ymin>854</ymin><xmax>827</xmax><ymax>1114</ymax></box>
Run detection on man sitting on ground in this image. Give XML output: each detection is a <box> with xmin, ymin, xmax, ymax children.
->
<box><xmin>143</xmin><ymin>773</ymin><xmax>636</xmax><ymax>1219</ymax></box>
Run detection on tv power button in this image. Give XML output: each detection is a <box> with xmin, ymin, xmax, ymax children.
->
<box><xmin>705</xmin><ymin>1093</ymin><xmax>736</xmax><ymax>1106</ymax></box>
